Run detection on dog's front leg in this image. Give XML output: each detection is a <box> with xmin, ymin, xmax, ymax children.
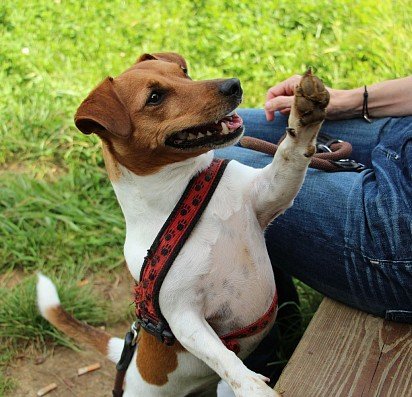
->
<box><xmin>251</xmin><ymin>70</ymin><xmax>329</xmax><ymax>228</ymax></box>
<box><xmin>168</xmin><ymin>310</ymin><xmax>279</xmax><ymax>397</ymax></box>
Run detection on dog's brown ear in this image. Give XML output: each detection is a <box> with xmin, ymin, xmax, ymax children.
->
<box><xmin>74</xmin><ymin>77</ymin><xmax>132</xmax><ymax>138</ymax></box>
<box><xmin>137</xmin><ymin>52</ymin><xmax>188</xmax><ymax>71</ymax></box>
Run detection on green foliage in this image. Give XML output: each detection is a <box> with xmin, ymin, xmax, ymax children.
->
<box><xmin>0</xmin><ymin>170</ymin><xmax>124</xmax><ymax>272</ymax></box>
<box><xmin>0</xmin><ymin>274</ymin><xmax>107</xmax><ymax>348</ymax></box>
<box><xmin>1</xmin><ymin>0</ymin><xmax>411</xmax><ymax>392</ymax></box>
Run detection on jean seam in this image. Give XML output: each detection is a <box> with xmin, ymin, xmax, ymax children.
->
<box><xmin>343</xmin><ymin>244</ymin><xmax>412</xmax><ymax>265</ymax></box>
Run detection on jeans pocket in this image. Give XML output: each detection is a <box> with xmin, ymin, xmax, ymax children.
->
<box><xmin>385</xmin><ymin>310</ymin><xmax>412</xmax><ymax>324</ymax></box>
<box><xmin>376</xmin><ymin>146</ymin><xmax>400</xmax><ymax>161</ymax></box>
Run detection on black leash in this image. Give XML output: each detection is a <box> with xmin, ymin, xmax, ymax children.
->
<box><xmin>112</xmin><ymin>322</ymin><xmax>139</xmax><ymax>397</ymax></box>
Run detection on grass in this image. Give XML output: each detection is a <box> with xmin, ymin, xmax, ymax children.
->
<box><xmin>0</xmin><ymin>274</ymin><xmax>108</xmax><ymax>350</ymax></box>
<box><xmin>1</xmin><ymin>0</ymin><xmax>411</xmax><ymax>393</ymax></box>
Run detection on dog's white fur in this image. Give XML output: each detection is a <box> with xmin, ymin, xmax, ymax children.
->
<box><xmin>38</xmin><ymin>71</ymin><xmax>327</xmax><ymax>396</ymax></box>
<box><xmin>37</xmin><ymin>273</ymin><xmax>60</xmax><ymax>317</ymax></box>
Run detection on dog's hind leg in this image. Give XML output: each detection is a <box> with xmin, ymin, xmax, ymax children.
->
<box><xmin>249</xmin><ymin>70</ymin><xmax>329</xmax><ymax>228</ymax></box>
<box><xmin>168</xmin><ymin>309</ymin><xmax>279</xmax><ymax>397</ymax></box>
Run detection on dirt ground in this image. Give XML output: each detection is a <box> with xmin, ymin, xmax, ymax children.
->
<box><xmin>4</xmin><ymin>268</ymin><xmax>133</xmax><ymax>397</ymax></box>
<box><xmin>7</xmin><ymin>345</ymin><xmax>118</xmax><ymax>397</ymax></box>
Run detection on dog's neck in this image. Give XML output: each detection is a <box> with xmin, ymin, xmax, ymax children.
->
<box><xmin>111</xmin><ymin>151</ymin><xmax>214</xmax><ymax>224</ymax></box>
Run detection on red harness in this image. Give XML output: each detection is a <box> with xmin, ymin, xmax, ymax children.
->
<box><xmin>134</xmin><ymin>159</ymin><xmax>278</xmax><ymax>354</ymax></box>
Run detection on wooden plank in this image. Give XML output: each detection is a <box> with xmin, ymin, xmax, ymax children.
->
<box><xmin>275</xmin><ymin>298</ymin><xmax>412</xmax><ymax>397</ymax></box>
<box><xmin>365</xmin><ymin>321</ymin><xmax>412</xmax><ymax>397</ymax></box>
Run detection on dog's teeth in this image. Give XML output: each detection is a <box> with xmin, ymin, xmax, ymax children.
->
<box><xmin>198</xmin><ymin>132</ymin><xmax>205</xmax><ymax>138</ymax></box>
<box><xmin>206</xmin><ymin>131</ymin><xmax>212</xmax><ymax>136</ymax></box>
<box><xmin>188</xmin><ymin>133</ymin><xmax>196</xmax><ymax>140</ymax></box>
<box><xmin>215</xmin><ymin>120</ymin><xmax>219</xmax><ymax>124</ymax></box>
<box><xmin>221</xmin><ymin>122</ymin><xmax>229</xmax><ymax>135</ymax></box>
<box><xmin>226</xmin><ymin>110</ymin><xmax>236</xmax><ymax>117</ymax></box>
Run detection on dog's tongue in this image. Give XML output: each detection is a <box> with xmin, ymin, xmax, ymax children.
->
<box><xmin>223</xmin><ymin>114</ymin><xmax>243</xmax><ymax>130</ymax></box>
<box><xmin>179</xmin><ymin>112</ymin><xmax>243</xmax><ymax>137</ymax></box>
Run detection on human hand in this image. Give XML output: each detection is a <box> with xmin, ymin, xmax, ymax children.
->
<box><xmin>264</xmin><ymin>75</ymin><xmax>302</xmax><ymax>121</ymax></box>
<box><xmin>264</xmin><ymin>75</ymin><xmax>362</xmax><ymax>121</ymax></box>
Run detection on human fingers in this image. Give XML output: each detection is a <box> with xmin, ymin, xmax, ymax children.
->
<box><xmin>264</xmin><ymin>95</ymin><xmax>294</xmax><ymax>120</ymax></box>
<box><xmin>266</xmin><ymin>75</ymin><xmax>302</xmax><ymax>101</ymax></box>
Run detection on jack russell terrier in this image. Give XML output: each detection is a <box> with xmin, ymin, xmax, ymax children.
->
<box><xmin>37</xmin><ymin>52</ymin><xmax>329</xmax><ymax>397</ymax></box>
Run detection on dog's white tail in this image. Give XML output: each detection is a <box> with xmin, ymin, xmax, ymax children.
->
<box><xmin>36</xmin><ymin>273</ymin><xmax>123</xmax><ymax>363</ymax></box>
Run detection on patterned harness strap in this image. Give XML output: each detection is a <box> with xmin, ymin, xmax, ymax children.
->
<box><xmin>134</xmin><ymin>158</ymin><xmax>278</xmax><ymax>352</ymax></box>
<box><xmin>134</xmin><ymin>159</ymin><xmax>230</xmax><ymax>344</ymax></box>
<box><xmin>220</xmin><ymin>291</ymin><xmax>278</xmax><ymax>354</ymax></box>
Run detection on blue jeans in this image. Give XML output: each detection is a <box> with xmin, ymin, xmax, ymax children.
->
<box><xmin>216</xmin><ymin>109</ymin><xmax>412</xmax><ymax>323</ymax></box>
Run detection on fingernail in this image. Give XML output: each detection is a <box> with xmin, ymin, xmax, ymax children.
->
<box><xmin>264</xmin><ymin>101</ymin><xmax>271</xmax><ymax>109</ymax></box>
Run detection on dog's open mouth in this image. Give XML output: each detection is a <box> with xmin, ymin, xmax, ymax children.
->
<box><xmin>165</xmin><ymin>111</ymin><xmax>244</xmax><ymax>149</ymax></box>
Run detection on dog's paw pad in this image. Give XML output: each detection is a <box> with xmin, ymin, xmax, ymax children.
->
<box><xmin>294</xmin><ymin>69</ymin><xmax>330</xmax><ymax>126</ymax></box>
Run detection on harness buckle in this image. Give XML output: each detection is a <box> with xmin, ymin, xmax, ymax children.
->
<box><xmin>137</xmin><ymin>317</ymin><xmax>176</xmax><ymax>346</ymax></box>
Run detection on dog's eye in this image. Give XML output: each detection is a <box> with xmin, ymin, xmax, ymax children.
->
<box><xmin>147</xmin><ymin>91</ymin><xmax>164</xmax><ymax>105</ymax></box>
<box><xmin>181</xmin><ymin>67</ymin><xmax>191</xmax><ymax>79</ymax></box>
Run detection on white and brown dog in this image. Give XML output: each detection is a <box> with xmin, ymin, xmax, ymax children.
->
<box><xmin>37</xmin><ymin>52</ymin><xmax>329</xmax><ymax>397</ymax></box>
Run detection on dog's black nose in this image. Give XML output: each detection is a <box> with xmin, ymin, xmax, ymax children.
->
<box><xmin>219</xmin><ymin>78</ymin><xmax>242</xmax><ymax>98</ymax></box>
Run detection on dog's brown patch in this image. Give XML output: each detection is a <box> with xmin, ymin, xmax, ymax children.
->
<box><xmin>136</xmin><ymin>330</ymin><xmax>185</xmax><ymax>385</ymax></box>
<box><xmin>282</xmin><ymin>153</ymin><xmax>290</xmax><ymax>162</ymax></box>
<box><xmin>304</xmin><ymin>145</ymin><xmax>316</xmax><ymax>158</ymax></box>
<box><xmin>101</xmin><ymin>141</ymin><xmax>121</xmax><ymax>181</ymax></box>
<box><xmin>45</xmin><ymin>306</ymin><xmax>111</xmax><ymax>356</ymax></box>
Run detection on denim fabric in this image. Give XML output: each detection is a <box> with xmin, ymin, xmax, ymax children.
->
<box><xmin>216</xmin><ymin>109</ymin><xmax>412</xmax><ymax>323</ymax></box>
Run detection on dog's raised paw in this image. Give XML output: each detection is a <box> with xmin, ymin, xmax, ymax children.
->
<box><xmin>294</xmin><ymin>68</ymin><xmax>330</xmax><ymax>126</ymax></box>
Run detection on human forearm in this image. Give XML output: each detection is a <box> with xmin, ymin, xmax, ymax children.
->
<box><xmin>327</xmin><ymin>77</ymin><xmax>412</xmax><ymax>120</ymax></box>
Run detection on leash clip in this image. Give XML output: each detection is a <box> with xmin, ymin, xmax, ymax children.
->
<box><xmin>115</xmin><ymin>322</ymin><xmax>140</xmax><ymax>372</ymax></box>
<box><xmin>330</xmin><ymin>159</ymin><xmax>366</xmax><ymax>172</ymax></box>
<box><xmin>317</xmin><ymin>133</ymin><xmax>342</xmax><ymax>153</ymax></box>
<box><xmin>316</xmin><ymin>143</ymin><xmax>333</xmax><ymax>153</ymax></box>
<box><xmin>131</xmin><ymin>321</ymin><xmax>139</xmax><ymax>346</ymax></box>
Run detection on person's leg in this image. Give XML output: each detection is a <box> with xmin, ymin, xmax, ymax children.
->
<box><xmin>218</xmin><ymin>110</ymin><xmax>412</xmax><ymax>321</ymax></box>
<box><xmin>265</xmin><ymin>117</ymin><xmax>412</xmax><ymax>321</ymax></box>
<box><xmin>218</xmin><ymin>111</ymin><xmax>412</xmax><ymax>385</ymax></box>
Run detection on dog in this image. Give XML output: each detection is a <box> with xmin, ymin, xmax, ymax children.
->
<box><xmin>37</xmin><ymin>52</ymin><xmax>329</xmax><ymax>397</ymax></box>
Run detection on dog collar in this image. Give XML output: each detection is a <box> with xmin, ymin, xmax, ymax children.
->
<box><xmin>134</xmin><ymin>158</ymin><xmax>278</xmax><ymax>353</ymax></box>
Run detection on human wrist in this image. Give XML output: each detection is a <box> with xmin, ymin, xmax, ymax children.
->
<box><xmin>326</xmin><ymin>87</ymin><xmax>364</xmax><ymax>120</ymax></box>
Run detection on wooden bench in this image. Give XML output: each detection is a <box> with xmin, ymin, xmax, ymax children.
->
<box><xmin>275</xmin><ymin>298</ymin><xmax>412</xmax><ymax>396</ymax></box>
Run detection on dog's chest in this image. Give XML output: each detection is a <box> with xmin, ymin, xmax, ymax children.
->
<box><xmin>115</xmin><ymin>160</ymin><xmax>276</xmax><ymax>340</ymax></box>
<box><xmin>120</xmin><ymin>161</ymin><xmax>253</xmax><ymax>281</ymax></box>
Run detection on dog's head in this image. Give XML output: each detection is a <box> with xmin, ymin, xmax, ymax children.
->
<box><xmin>75</xmin><ymin>52</ymin><xmax>244</xmax><ymax>175</ymax></box>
